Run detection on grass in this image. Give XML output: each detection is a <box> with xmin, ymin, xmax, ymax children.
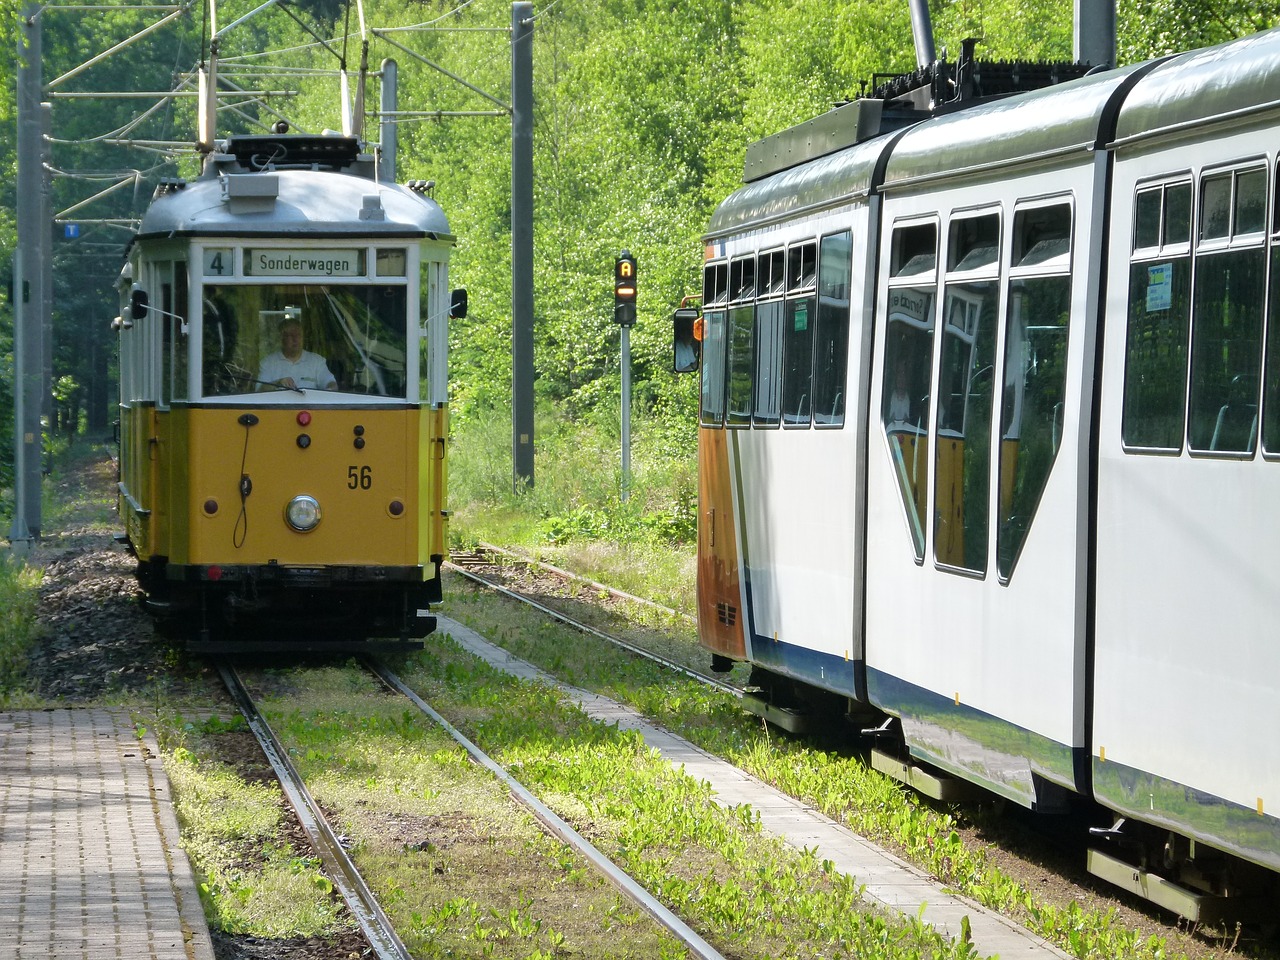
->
<box><xmin>0</xmin><ymin>558</ymin><xmax>42</xmax><ymax>700</ymax></box>
<box><xmin>437</xmin><ymin>573</ymin><xmax>1247</xmax><ymax>960</ymax></box>
<box><xmin>447</xmin><ymin>404</ymin><xmax>698</xmax><ymax>614</ymax></box>
<box><xmin>0</xmin><ymin>438</ymin><xmax>120</xmax><ymax>708</ymax></box>
<box><xmin>251</xmin><ymin>665</ymin><xmax>691</xmax><ymax>959</ymax></box>
<box><xmin>247</xmin><ymin>658</ymin><xmax>984</xmax><ymax>960</ymax></box>
<box><xmin>157</xmin><ymin>714</ymin><xmax>353</xmax><ymax>939</ymax></box>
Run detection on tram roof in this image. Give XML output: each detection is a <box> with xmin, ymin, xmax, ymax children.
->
<box><xmin>135</xmin><ymin>167</ymin><xmax>452</xmax><ymax>242</ymax></box>
<box><xmin>882</xmin><ymin>62</ymin><xmax>1150</xmax><ymax>189</ymax></box>
<box><xmin>1112</xmin><ymin>27</ymin><xmax>1280</xmax><ymax>147</ymax></box>
<box><xmin>705</xmin><ymin>132</ymin><xmax>897</xmax><ymax>240</ymax></box>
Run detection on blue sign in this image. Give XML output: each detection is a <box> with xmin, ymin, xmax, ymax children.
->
<box><xmin>63</xmin><ymin>223</ymin><xmax>80</xmax><ymax>239</ymax></box>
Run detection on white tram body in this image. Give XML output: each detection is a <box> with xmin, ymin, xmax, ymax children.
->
<box><xmin>689</xmin><ymin>28</ymin><xmax>1280</xmax><ymax>902</ymax></box>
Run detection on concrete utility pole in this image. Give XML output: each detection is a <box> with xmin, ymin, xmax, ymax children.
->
<box><xmin>11</xmin><ymin>1</ymin><xmax>47</xmax><ymax>547</ymax></box>
<box><xmin>1074</xmin><ymin>0</ymin><xmax>1116</xmax><ymax>67</ymax></box>
<box><xmin>378</xmin><ymin>58</ymin><xmax>397</xmax><ymax>182</ymax></box>
<box><xmin>511</xmin><ymin>1</ymin><xmax>534</xmax><ymax>491</ymax></box>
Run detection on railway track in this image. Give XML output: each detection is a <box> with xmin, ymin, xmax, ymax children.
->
<box><xmin>446</xmin><ymin>547</ymin><xmax>741</xmax><ymax>697</ymax></box>
<box><xmin>216</xmin><ymin>657</ymin><xmax>729</xmax><ymax>960</ymax></box>
<box><xmin>440</xmin><ymin>545</ymin><xmax>1277</xmax><ymax>960</ymax></box>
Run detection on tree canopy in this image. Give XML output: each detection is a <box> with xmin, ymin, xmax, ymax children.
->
<box><xmin>1</xmin><ymin>0</ymin><xmax>1278</xmax><ymax>504</ymax></box>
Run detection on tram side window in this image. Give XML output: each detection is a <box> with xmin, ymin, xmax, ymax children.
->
<box><xmin>160</xmin><ymin>266</ymin><xmax>189</xmax><ymax>405</ymax></box>
<box><xmin>1122</xmin><ymin>181</ymin><xmax>1192</xmax><ymax>449</ymax></box>
<box><xmin>781</xmin><ymin>242</ymin><xmax>817</xmax><ymax>425</ymax></box>
<box><xmin>935</xmin><ymin>214</ymin><xmax>999</xmax><ymax>574</ymax></box>
<box><xmin>174</xmin><ymin>264</ymin><xmax>189</xmax><ymax>402</ymax></box>
<box><xmin>700</xmin><ymin>261</ymin><xmax>730</xmax><ymax>425</ymax></box>
<box><xmin>997</xmin><ymin>203</ymin><xmax>1071</xmax><ymax>581</ymax></box>
<box><xmin>161</xmin><ymin>280</ymin><xmax>173</xmax><ymax>406</ymax></box>
<box><xmin>754</xmin><ymin>249</ymin><xmax>785</xmax><ymax>426</ymax></box>
<box><xmin>726</xmin><ymin>256</ymin><xmax>757</xmax><ymax>426</ymax></box>
<box><xmin>882</xmin><ymin>221</ymin><xmax>938</xmax><ymax>561</ymax></box>
<box><xmin>1188</xmin><ymin>168</ymin><xmax>1266</xmax><ymax>455</ymax></box>
<box><xmin>813</xmin><ymin>231</ymin><xmax>853</xmax><ymax>426</ymax></box>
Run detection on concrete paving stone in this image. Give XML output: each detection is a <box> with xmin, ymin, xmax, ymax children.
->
<box><xmin>0</xmin><ymin>708</ymin><xmax>215</xmax><ymax>960</ymax></box>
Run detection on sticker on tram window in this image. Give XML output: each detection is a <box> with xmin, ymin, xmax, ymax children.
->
<box><xmin>792</xmin><ymin>302</ymin><xmax>808</xmax><ymax>331</ymax></box>
<box><xmin>1146</xmin><ymin>263</ymin><xmax>1173</xmax><ymax>312</ymax></box>
<box><xmin>203</xmin><ymin>248</ymin><xmax>235</xmax><ymax>277</ymax></box>
<box><xmin>245</xmin><ymin>248</ymin><xmax>364</xmax><ymax>277</ymax></box>
<box><xmin>376</xmin><ymin>249</ymin><xmax>407</xmax><ymax>277</ymax></box>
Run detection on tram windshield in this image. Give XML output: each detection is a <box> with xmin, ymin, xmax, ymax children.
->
<box><xmin>201</xmin><ymin>283</ymin><xmax>408</xmax><ymax>398</ymax></box>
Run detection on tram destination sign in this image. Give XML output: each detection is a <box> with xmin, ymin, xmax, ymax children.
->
<box><xmin>244</xmin><ymin>248</ymin><xmax>364</xmax><ymax>277</ymax></box>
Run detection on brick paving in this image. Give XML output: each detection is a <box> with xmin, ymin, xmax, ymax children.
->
<box><xmin>0</xmin><ymin>709</ymin><xmax>214</xmax><ymax>960</ymax></box>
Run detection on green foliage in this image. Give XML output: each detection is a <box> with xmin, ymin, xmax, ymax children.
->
<box><xmin>4</xmin><ymin>0</ymin><xmax>1279</xmax><ymax>514</ymax></box>
<box><xmin>0</xmin><ymin>557</ymin><xmax>41</xmax><ymax>696</ymax></box>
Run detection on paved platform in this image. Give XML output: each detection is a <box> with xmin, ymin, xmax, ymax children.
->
<box><xmin>0</xmin><ymin>709</ymin><xmax>215</xmax><ymax>960</ymax></box>
<box><xmin>438</xmin><ymin>615</ymin><xmax>1070</xmax><ymax>960</ymax></box>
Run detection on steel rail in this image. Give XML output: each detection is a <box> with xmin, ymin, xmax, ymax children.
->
<box><xmin>215</xmin><ymin>662</ymin><xmax>413</xmax><ymax>960</ymax></box>
<box><xmin>366</xmin><ymin>660</ymin><xmax>728</xmax><ymax>960</ymax></box>
<box><xmin>474</xmin><ymin>541</ymin><xmax>692</xmax><ymax>623</ymax></box>
<box><xmin>444</xmin><ymin>559</ymin><xmax>740</xmax><ymax>698</ymax></box>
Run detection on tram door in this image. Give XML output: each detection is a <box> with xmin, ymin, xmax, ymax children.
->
<box><xmin>696</xmin><ymin>263</ymin><xmax>747</xmax><ymax>661</ymax></box>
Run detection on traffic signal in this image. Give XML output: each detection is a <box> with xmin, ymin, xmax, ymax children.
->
<box><xmin>614</xmin><ymin>250</ymin><xmax>637</xmax><ymax>327</ymax></box>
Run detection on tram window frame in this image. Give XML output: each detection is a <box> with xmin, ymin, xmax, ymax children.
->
<box><xmin>754</xmin><ymin>248</ymin><xmax>786</xmax><ymax>427</ymax></box>
<box><xmin>812</xmin><ymin>230</ymin><xmax>854</xmax><ymax>427</ymax></box>
<box><xmin>781</xmin><ymin>241</ymin><xmax>818</xmax><ymax>427</ymax></box>
<box><xmin>997</xmin><ymin>199</ymin><xmax>1073</xmax><ymax>583</ymax></box>
<box><xmin>1187</xmin><ymin>162</ymin><xmax>1268</xmax><ymax>457</ymax></box>
<box><xmin>699</xmin><ymin>260</ymin><xmax>730</xmax><ymax>426</ymax></box>
<box><xmin>1265</xmin><ymin>161</ymin><xmax>1280</xmax><ymax>455</ymax></box>
<box><xmin>934</xmin><ymin>211</ymin><xmax>1000</xmax><ymax>576</ymax></box>
<box><xmin>882</xmin><ymin>218</ymin><xmax>939</xmax><ymax>562</ymax></box>
<box><xmin>1122</xmin><ymin>178</ymin><xmax>1193</xmax><ymax>452</ymax></box>
<box><xmin>726</xmin><ymin>256</ymin><xmax>757</xmax><ymax>427</ymax></box>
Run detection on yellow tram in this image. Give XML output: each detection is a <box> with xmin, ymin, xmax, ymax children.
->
<box><xmin>115</xmin><ymin>134</ymin><xmax>461</xmax><ymax>650</ymax></box>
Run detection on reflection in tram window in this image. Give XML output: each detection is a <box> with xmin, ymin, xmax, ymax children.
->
<box><xmin>1123</xmin><ymin>181</ymin><xmax>1192</xmax><ymax>449</ymax></box>
<box><xmin>998</xmin><ymin>203</ymin><xmax>1071</xmax><ymax>580</ymax></box>
<box><xmin>935</xmin><ymin>215</ymin><xmax>998</xmax><ymax>572</ymax></box>
<box><xmin>1188</xmin><ymin>168</ymin><xmax>1266</xmax><ymax>455</ymax></box>
<box><xmin>1265</xmin><ymin>247</ymin><xmax>1280</xmax><ymax>452</ymax></box>
<box><xmin>882</xmin><ymin>220</ymin><xmax>939</xmax><ymax>560</ymax></box>
<box><xmin>781</xmin><ymin>242</ymin><xmax>817</xmax><ymax>425</ymax></box>
<box><xmin>727</xmin><ymin>256</ymin><xmax>757</xmax><ymax>426</ymax></box>
<box><xmin>754</xmin><ymin>249</ymin><xmax>785</xmax><ymax>426</ymax></box>
<box><xmin>201</xmin><ymin>283</ymin><xmax>408</xmax><ymax>398</ymax></box>
<box><xmin>814</xmin><ymin>231</ymin><xmax>853</xmax><ymax>426</ymax></box>
<box><xmin>700</xmin><ymin>262</ymin><xmax>729</xmax><ymax>425</ymax></box>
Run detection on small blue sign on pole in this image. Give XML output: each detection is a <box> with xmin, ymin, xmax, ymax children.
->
<box><xmin>63</xmin><ymin>223</ymin><xmax>79</xmax><ymax>239</ymax></box>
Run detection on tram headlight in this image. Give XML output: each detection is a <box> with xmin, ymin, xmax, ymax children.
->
<box><xmin>285</xmin><ymin>495</ymin><xmax>322</xmax><ymax>532</ymax></box>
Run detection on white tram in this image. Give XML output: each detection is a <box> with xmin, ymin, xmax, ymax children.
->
<box><xmin>680</xmin><ymin>29</ymin><xmax>1280</xmax><ymax>914</ymax></box>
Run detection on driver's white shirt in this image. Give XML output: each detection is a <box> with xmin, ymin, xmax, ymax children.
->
<box><xmin>258</xmin><ymin>350</ymin><xmax>335</xmax><ymax>389</ymax></box>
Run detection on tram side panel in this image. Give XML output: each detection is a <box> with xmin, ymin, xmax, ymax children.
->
<box><xmin>697</xmin><ymin>208</ymin><xmax>874</xmax><ymax>692</ymax></box>
<box><xmin>1095</xmin><ymin>101</ymin><xmax>1280</xmax><ymax>872</ymax></box>
<box><xmin>864</xmin><ymin>158</ymin><xmax>1100</xmax><ymax>807</ymax></box>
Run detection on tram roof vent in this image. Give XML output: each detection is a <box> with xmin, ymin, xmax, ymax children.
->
<box><xmin>743</xmin><ymin>99</ymin><xmax>901</xmax><ymax>182</ymax></box>
<box><xmin>153</xmin><ymin>177</ymin><xmax>187</xmax><ymax>199</ymax></box>
<box><xmin>221</xmin><ymin>134</ymin><xmax>364</xmax><ymax>171</ymax></box>
<box><xmin>359</xmin><ymin>194</ymin><xmax>386</xmax><ymax>221</ymax></box>
<box><xmin>220</xmin><ymin>173</ymin><xmax>279</xmax><ymax>214</ymax></box>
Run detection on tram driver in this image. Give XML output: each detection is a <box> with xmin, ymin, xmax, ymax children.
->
<box><xmin>258</xmin><ymin>316</ymin><xmax>337</xmax><ymax>391</ymax></box>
